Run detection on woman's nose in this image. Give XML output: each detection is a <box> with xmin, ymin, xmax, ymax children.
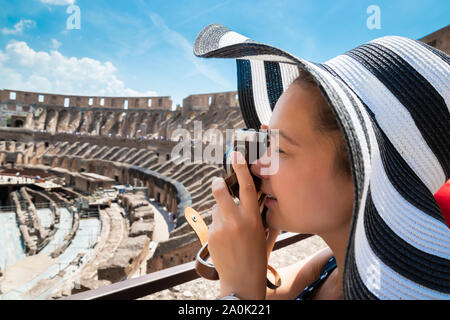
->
<box><xmin>250</xmin><ymin>149</ymin><xmax>271</xmax><ymax>180</ymax></box>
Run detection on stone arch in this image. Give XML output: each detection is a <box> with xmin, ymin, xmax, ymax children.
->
<box><xmin>60</xmin><ymin>157</ymin><xmax>70</xmax><ymax>170</ymax></box>
<box><xmin>70</xmin><ymin>158</ymin><xmax>81</xmax><ymax>172</ymax></box>
<box><xmin>44</xmin><ymin>108</ymin><xmax>58</xmax><ymax>133</ymax></box>
<box><xmin>128</xmin><ymin>112</ymin><xmax>139</xmax><ymax>137</ymax></box>
<box><xmin>56</xmin><ymin>109</ymin><xmax>69</xmax><ymax>132</ymax></box>
<box><xmin>89</xmin><ymin>110</ymin><xmax>103</xmax><ymax>134</ymax></box>
<box><xmin>100</xmin><ymin>110</ymin><xmax>116</xmax><ymax>136</ymax></box>
<box><xmin>166</xmin><ymin>126</ymin><xmax>179</xmax><ymax>140</ymax></box>
<box><xmin>88</xmin><ymin>161</ymin><xmax>97</xmax><ymax>173</ymax></box>
<box><xmin>188</xmin><ymin>112</ymin><xmax>196</xmax><ymax>120</ymax></box>
<box><xmin>150</xmin><ymin>112</ymin><xmax>161</xmax><ymax>135</ymax></box>
<box><xmin>13</xmin><ymin>119</ymin><xmax>24</xmax><ymax>127</ymax></box>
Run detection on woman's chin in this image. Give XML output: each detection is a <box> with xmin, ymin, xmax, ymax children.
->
<box><xmin>265</xmin><ymin>208</ymin><xmax>279</xmax><ymax>230</ymax></box>
<box><xmin>266</xmin><ymin>207</ymin><xmax>302</xmax><ymax>234</ymax></box>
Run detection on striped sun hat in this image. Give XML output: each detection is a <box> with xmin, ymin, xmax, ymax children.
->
<box><xmin>194</xmin><ymin>24</ymin><xmax>450</xmax><ymax>299</ymax></box>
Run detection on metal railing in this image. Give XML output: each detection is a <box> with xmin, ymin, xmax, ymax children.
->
<box><xmin>61</xmin><ymin>232</ymin><xmax>312</xmax><ymax>300</ymax></box>
<box><xmin>0</xmin><ymin>201</ymin><xmax>72</xmax><ymax>213</ymax></box>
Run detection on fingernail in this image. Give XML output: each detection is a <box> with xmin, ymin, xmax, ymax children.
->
<box><xmin>232</xmin><ymin>151</ymin><xmax>245</xmax><ymax>165</ymax></box>
<box><xmin>212</xmin><ymin>177</ymin><xmax>224</xmax><ymax>188</ymax></box>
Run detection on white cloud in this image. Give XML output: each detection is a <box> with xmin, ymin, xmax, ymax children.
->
<box><xmin>0</xmin><ymin>40</ymin><xmax>157</xmax><ymax>97</ymax></box>
<box><xmin>50</xmin><ymin>38</ymin><xmax>62</xmax><ymax>50</ymax></box>
<box><xmin>1</xmin><ymin>19</ymin><xmax>36</xmax><ymax>35</ymax></box>
<box><xmin>40</xmin><ymin>0</ymin><xmax>75</xmax><ymax>5</ymax></box>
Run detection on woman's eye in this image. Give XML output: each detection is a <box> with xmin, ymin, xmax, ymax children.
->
<box><xmin>276</xmin><ymin>148</ymin><xmax>285</xmax><ymax>154</ymax></box>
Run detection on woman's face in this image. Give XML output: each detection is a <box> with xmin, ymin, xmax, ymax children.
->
<box><xmin>251</xmin><ymin>82</ymin><xmax>354</xmax><ymax>236</ymax></box>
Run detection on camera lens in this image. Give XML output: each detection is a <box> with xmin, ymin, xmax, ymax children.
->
<box><xmin>222</xmin><ymin>129</ymin><xmax>268</xmax><ymax>199</ymax></box>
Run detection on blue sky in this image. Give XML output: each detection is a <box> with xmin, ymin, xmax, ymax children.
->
<box><xmin>0</xmin><ymin>0</ymin><xmax>449</xmax><ymax>108</ymax></box>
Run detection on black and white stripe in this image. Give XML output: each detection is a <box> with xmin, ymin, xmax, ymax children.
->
<box><xmin>325</xmin><ymin>53</ymin><xmax>447</xmax><ymax>194</ymax></box>
<box><xmin>236</xmin><ymin>60</ymin><xmax>300</xmax><ymax>128</ymax></box>
<box><xmin>264</xmin><ymin>61</ymin><xmax>284</xmax><ymax>110</ymax></box>
<box><xmin>347</xmin><ymin>42</ymin><xmax>450</xmax><ymax>180</ymax></box>
<box><xmin>236</xmin><ymin>59</ymin><xmax>259</xmax><ymax>129</ymax></box>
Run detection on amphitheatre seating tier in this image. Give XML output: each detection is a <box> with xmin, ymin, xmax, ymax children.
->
<box><xmin>0</xmin><ymin>102</ymin><xmax>247</xmax><ymax>297</ymax></box>
<box><xmin>121</xmin><ymin>193</ymin><xmax>156</xmax><ymax>223</ymax></box>
<box><xmin>1</xmin><ymin>136</ymin><xmax>221</xmax><ymax>273</ymax></box>
<box><xmin>17</xmin><ymin>105</ymin><xmax>244</xmax><ymax>141</ymax></box>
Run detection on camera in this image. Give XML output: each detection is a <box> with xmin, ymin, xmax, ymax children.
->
<box><xmin>222</xmin><ymin>128</ymin><xmax>269</xmax><ymax>227</ymax></box>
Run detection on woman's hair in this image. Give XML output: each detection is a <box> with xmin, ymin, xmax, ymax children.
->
<box><xmin>292</xmin><ymin>68</ymin><xmax>351</xmax><ymax>177</ymax></box>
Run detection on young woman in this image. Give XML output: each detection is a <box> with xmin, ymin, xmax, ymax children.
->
<box><xmin>208</xmin><ymin>69</ymin><xmax>353</xmax><ymax>300</ymax></box>
<box><xmin>194</xmin><ymin>24</ymin><xmax>450</xmax><ymax>300</ymax></box>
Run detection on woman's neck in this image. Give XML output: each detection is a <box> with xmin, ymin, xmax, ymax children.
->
<box><xmin>318</xmin><ymin>220</ymin><xmax>351</xmax><ymax>298</ymax></box>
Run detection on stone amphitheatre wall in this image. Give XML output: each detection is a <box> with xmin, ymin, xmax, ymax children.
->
<box><xmin>0</xmin><ymin>95</ymin><xmax>245</xmax><ymax>282</ymax></box>
<box><xmin>0</xmin><ymin>89</ymin><xmax>172</xmax><ymax>110</ymax></box>
<box><xmin>419</xmin><ymin>24</ymin><xmax>450</xmax><ymax>55</ymax></box>
<box><xmin>3</xmin><ymin>104</ymin><xmax>244</xmax><ymax>140</ymax></box>
<box><xmin>182</xmin><ymin>91</ymin><xmax>239</xmax><ymax>114</ymax></box>
<box><xmin>0</xmin><ymin>89</ymin><xmax>245</xmax><ymax>132</ymax></box>
<box><xmin>0</xmin><ymin>88</ymin><xmax>248</xmax><ymax>292</ymax></box>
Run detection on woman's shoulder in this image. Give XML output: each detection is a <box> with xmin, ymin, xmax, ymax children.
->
<box><xmin>267</xmin><ymin>246</ymin><xmax>334</xmax><ymax>300</ymax></box>
<box><xmin>301</xmin><ymin>246</ymin><xmax>334</xmax><ymax>283</ymax></box>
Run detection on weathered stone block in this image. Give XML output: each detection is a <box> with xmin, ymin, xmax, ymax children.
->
<box><xmin>129</xmin><ymin>221</ymin><xmax>154</xmax><ymax>239</ymax></box>
<box><xmin>71</xmin><ymin>279</ymin><xmax>112</xmax><ymax>295</ymax></box>
<box><xmin>97</xmin><ymin>235</ymin><xmax>150</xmax><ymax>283</ymax></box>
<box><xmin>131</xmin><ymin>206</ymin><xmax>154</xmax><ymax>222</ymax></box>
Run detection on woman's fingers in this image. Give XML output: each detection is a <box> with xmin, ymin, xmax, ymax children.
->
<box><xmin>231</xmin><ymin>151</ymin><xmax>260</xmax><ymax>221</ymax></box>
<box><xmin>211</xmin><ymin>176</ymin><xmax>237</xmax><ymax>220</ymax></box>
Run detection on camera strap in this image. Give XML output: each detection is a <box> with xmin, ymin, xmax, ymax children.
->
<box><xmin>184</xmin><ymin>207</ymin><xmax>281</xmax><ymax>290</ymax></box>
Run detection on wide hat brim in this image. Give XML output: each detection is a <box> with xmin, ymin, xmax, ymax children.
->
<box><xmin>194</xmin><ymin>24</ymin><xmax>450</xmax><ymax>299</ymax></box>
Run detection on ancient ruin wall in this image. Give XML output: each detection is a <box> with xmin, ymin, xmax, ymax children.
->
<box><xmin>182</xmin><ymin>91</ymin><xmax>239</xmax><ymax>114</ymax></box>
<box><xmin>0</xmin><ymin>89</ymin><xmax>173</xmax><ymax>110</ymax></box>
<box><xmin>419</xmin><ymin>24</ymin><xmax>450</xmax><ymax>55</ymax></box>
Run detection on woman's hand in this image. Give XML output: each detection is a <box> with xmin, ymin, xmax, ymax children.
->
<box><xmin>209</xmin><ymin>151</ymin><xmax>268</xmax><ymax>300</ymax></box>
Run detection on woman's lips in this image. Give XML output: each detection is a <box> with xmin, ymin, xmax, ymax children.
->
<box><xmin>265</xmin><ymin>196</ymin><xmax>278</xmax><ymax>208</ymax></box>
<box><xmin>266</xmin><ymin>194</ymin><xmax>277</xmax><ymax>200</ymax></box>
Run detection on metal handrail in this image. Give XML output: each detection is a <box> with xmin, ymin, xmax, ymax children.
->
<box><xmin>0</xmin><ymin>201</ymin><xmax>72</xmax><ymax>213</ymax></box>
<box><xmin>62</xmin><ymin>232</ymin><xmax>312</xmax><ymax>300</ymax></box>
